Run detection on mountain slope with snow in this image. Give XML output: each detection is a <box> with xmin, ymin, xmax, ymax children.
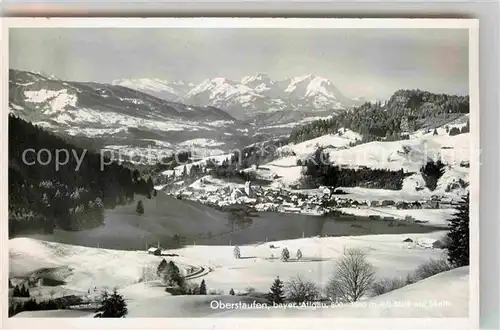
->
<box><xmin>9</xmin><ymin>69</ymin><xmax>259</xmax><ymax>158</ymax></box>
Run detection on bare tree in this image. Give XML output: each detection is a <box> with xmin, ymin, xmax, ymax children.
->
<box><xmin>286</xmin><ymin>275</ymin><xmax>319</xmax><ymax>303</ymax></box>
<box><xmin>325</xmin><ymin>248</ymin><xmax>375</xmax><ymax>302</ymax></box>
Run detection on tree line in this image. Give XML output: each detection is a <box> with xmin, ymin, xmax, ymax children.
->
<box><xmin>8</xmin><ymin>115</ymin><xmax>154</xmax><ymax>237</ymax></box>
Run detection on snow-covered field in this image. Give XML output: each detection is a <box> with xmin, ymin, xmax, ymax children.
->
<box><xmin>9</xmin><ymin>230</ymin><xmax>462</xmax><ymax>318</ymax></box>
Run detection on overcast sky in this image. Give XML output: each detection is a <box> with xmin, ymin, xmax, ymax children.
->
<box><xmin>9</xmin><ymin>28</ymin><xmax>469</xmax><ymax>100</ymax></box>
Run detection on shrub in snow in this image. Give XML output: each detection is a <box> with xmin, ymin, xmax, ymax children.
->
<box><xmin>94</xmin><ymin>289</ymin><xmax>127</xmax><ymax>318</ymax></box>
<box><xmin>233</xmin><ymin>246</ymin><xmax>241</xmax><ymax>259</ymax></box>
<box><xmin>267</xmin><ymin>277</ymin><xmax>285</xmax><ymax>305</ymax></box>
<box><xmin>280</xmin><ymin>248</ymin><xmax>290</xmax><ymax>262</ymax></box>
<box><xmin>296</xmin><ymin>249</ymin><xmax>303</xmax><ymax>260</ymax></box>
<box><xmin>156</xmin><ymin>259</ymin><xmax>168</xmax><ymax>277</ymax></box>
<box><xmin>447</xmin><ymin>193</ymin><xmax>469</xmax><ymax>267</ymax></box>
<box><xmin>414</xmin><ymin>258</ymin><xmax>452</xmax><ymax>281</ymax></box>
<box><xmin>229</xmin><ymin>288</ymin><xmax>235</xmax><ymax>295</ymax></box>
<box><xmin>285</xmin><ymin>275</ymin><xmax>319</xmax><ymax>303</ymax></box>
<box><xmin>325</xmin><ymin>248</ymin><xmax>375</xmax><ymax>302</ymax></box>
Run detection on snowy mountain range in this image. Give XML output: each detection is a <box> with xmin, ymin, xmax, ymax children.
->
<box><xmin>113</xmin><ymin>73</ymin><xmax>365</xmax><ymax>119</ymax></box>
<box><xmin>9</xmin><ymin>69</ymin><xmax>259</xmax><ymax>158</ymax></box>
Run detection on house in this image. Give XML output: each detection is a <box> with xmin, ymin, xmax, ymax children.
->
<box><xmin>148</xmin><ymin>247</ymin><xmax>162</xmax><ymax>256</ymax></box>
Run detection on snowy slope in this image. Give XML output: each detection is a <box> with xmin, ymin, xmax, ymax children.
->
<box><xmin>9</xmin><ymin>69</ymin><xmax>257</xmax><ymax>158</ymax></box>
<box><xmin>10</xmin><ymin>232</ymin><xmax>446</xmax><ymax>294</ymax></box>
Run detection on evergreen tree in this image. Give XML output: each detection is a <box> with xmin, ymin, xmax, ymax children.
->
<box><xmin>267</xmin><ymin>276</ymin><xmax>285</xmax><ymax>305</ymax></box>
<box><xmin>233</xmin><ymin>246</ymin><xmax>241</xmax><ymax>259</ymax></box>
<box><xmin>280</xmin><ymin>247</ymin><xmax>290</xmax><ymax>262</ymax></box>
<box><xmin>136</xmin><ymin>200</ymin><xmax>144</xmax><ymax>215</ymax></box>
<box><xmin>8</xmin><ymin>279</ymin><xmax>13</xmax><ymax>289</ymax></box>
<box><xmin>447</xmin><ymin>193</ymin><xmax>470</xmax><ymax>267</ymax></box>
<box><xmin>95</xmin><ymin>289</ymin><xmax>128</xmax><ymax>318</ymax></box>
<box><xmin>199</xmin><ymin>279</ymin><xmax>207</xmax><ymax>295</ymax></box>
<box><xmin>433</xmin><ymin>128</ymin><xmax>438</xmax><ymax>135</ymax></box>
<box><xmin>296</xmin><ymin>249</ymin><xmax>303</xmax><ymax>260</ymax></box>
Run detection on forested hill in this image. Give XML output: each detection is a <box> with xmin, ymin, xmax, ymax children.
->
<box><xmin>8</xmin><ymin>115</ymin><xmax>154</xmax><ymax>237</ymax></box>
<box><xmin>289</xmin><ymin>89</ymin><xmax>469</xmax><ymax>144</ymax></box>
